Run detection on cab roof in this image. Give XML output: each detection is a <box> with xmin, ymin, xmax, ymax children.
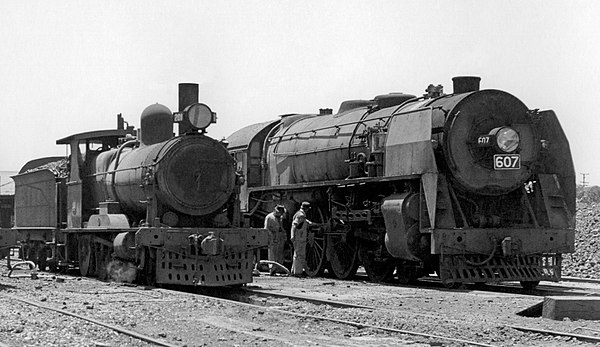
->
<box><xmin>56</xmin><ymin>129</ymin><xmax>128</xmax><ymax>145</ymax></box>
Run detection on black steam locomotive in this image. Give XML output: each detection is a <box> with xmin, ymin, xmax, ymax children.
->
<box><xmin>12</xmin><ymin>84</ymin><xmax>268</xmax><ymax>286</ymax></box>
<box><xmin>228</xmin><ymin>76</ymin><xmax>575</xmax><ymax>288</ymax></box>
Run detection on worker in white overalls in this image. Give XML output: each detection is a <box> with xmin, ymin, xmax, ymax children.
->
<box><xmin>264</xmin><ymin>205</ymin><xmax>286</xmax><ymax>275</ymax></box>
<box><xmin>291</xmin><ymin>201</ymin><xmax>312</xmax><ymax>277</ymax></box>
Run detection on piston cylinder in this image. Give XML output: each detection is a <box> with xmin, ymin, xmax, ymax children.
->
<box><xmin>114</xmin><ymin>232</ymin><xmax>136</xmax><ymax>260</ymax></box>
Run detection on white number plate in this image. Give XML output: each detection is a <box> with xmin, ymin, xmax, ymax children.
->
<box><xmin>493</xmin><ymin>154</ymin><xmax>521</xmax><ymax>170</ymax></box>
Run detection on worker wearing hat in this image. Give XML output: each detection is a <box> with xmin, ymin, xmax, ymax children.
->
<box><xmin>264</xmin><ymin>204</ymin><xmax>287</xmax><ymax>276</ymax></box>
<box><xmin>291</xmin><ymin>201</ymin><xmax>312</xmax><ymax>277</ymax></box>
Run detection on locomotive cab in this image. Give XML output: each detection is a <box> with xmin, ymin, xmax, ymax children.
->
<box><xmin>56</xmin><ymin>126</ymin><xmax>131</xmax><ymax>229</ymax></box>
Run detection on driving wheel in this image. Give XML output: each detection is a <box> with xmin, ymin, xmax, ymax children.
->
<box><xmin>305</xmin><ymin>207</ymin><xmax>327</xmax><ymax>277</ymax></box>
<box><xmin>326</xmin><ymin>226</ymin><xmax>359</xmax><ymax>280</ymax></box>
<box><xmin>358</xmin><ymin>243</ymin><xmax>396</xmax><ymax>282</ymax></box>
<box><xmin>78</xmin><ymin>235</ymin><xmax>92</xmax><ymax>276</ymax></box>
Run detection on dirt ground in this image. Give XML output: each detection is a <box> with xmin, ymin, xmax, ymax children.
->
<box><xmin>1</xmin><ymin>200</ymin><xmax>598</xmax><ymax>347</ymax></box>
<box><xmin>2</xmin><ymin>265</ymin><xmax>600</xmax><ymax>347</ymax></box>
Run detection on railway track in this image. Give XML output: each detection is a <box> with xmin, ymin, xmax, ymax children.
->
<box><xmin>0</xmin><ymin>292</ymin><xmax>178</xmax><ymax>347</ymax></box>
<box><xmin>245</xmin><ymin>279</ymin><xmax>600</xmax><ymax>346</ymax></box>
<box><xmin>349</xmin><ymin>269</ymin><xmax>600</xmax><ymax>297</ymax></box>
<box><xmin>243</xmin><ymin>273</ymin><xmax>600</xmax><ymax>345</ymax></box>
<box><xmin>0</xmin><ymin>268</ymin><xmax>503</xmax><ymax>346</ymax></box>
<box><xmin>228</xmin><ymin>295</ymin><xmax>494</xmax><ymax>346</ymax></box>
<box><xmin>4</xmin><ymin>279</ymin><xmax>600</xmax><ymax>347</ymax></box>
<box><xmin>234</xmin><ymin>284</ymin><xmax>600</xmax><ymax>345</ymax></box>
<box><xmin>4</xmin><ymin>261</ymin><xmax>600</xmax><ymax>346</ymax></box>
<box><xmin>204</xmin><ymin>286</ymin><xmax>495</xmax><ymax>346</ymax></box>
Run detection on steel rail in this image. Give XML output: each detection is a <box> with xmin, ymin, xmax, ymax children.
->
<box><xmin>246</xmin><ymin>282</ymin><xmax>600</xmax><ymax>346</ymax></box>
<box><xmin>242</xmin><ymin>287</ymin><xmax>374</xmax><ymax>309</ymax></box>
<box><xmin>242</xmin><ymin>286</ymin><xmax>464</xmax><ymax>322</ymax></box>
<box><xmin>187</xmin><ymin>288</ymin><xmax>497</xmax><ymax>347</ymax></box>
<box><xmin>506</xmin><ymin>325</ymin><xmax>600</xmax><ymax>344</ymax></box>
<box><xmin>561</xmin><ymin>276</ymin><xmax>600</xmax><ymax>284</ymax></box>
<box><xmin>271</xmin><ymin>306</ymin><xmax>497</xmax><ymax>347</ymax></box>
<box><xmin>0</xmin><ymin>292</ymin><xmax>180</xmax><ymax>347</ymax></box>
<box><xmin>378</xmin><ymin>274</ymin><xmax>600</xmax><ymax>298</ymax></box>
<box><xmin>246</xmin><ymin>283</ymin><xmax>463</xmax><ymax>317</ymax></box>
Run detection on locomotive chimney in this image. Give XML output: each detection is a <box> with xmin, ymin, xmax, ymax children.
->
<box><xmin>452</xmin><ymin>76</ymin><xmax>481</xmax><ymax>94</ymax></box>
<box><xmin>319</xmin><ymin>108</ymin><xmax>332</xmax><ymax>115</ymax></box>
<box><xmin>178</xmin><ymin>83</ymin><xmax>199</xmax><ymax>135</ymax></box>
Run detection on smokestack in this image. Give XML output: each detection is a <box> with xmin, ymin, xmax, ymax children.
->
<box><xmin>452</xmin><ymin>76</ymin><xmax>481</xmax><ymax>94</ymax></box>
<box><xmin>319</xmin><ymin>108</ymin><xmax>333</xmax><ymax>115</ymax></box>
<box><xmin>178</xmin><ymin>83</ymin><xmax>199</xmax><ymax>135</ymax></box>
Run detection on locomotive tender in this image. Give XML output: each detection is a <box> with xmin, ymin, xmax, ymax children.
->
<box><xmin>228</xmin><ymin>76</ymin><xmax>575</xmax><ymax>288</ymax></box>
<box><xmin>12</xmin><ymin>83</ymin><xmax>268</xmax><ymax>286</ymax></box>
<box><xmin>0</xmin><ymin>195</ymin><xmax>16</xmax><ymax>261</ymax></box>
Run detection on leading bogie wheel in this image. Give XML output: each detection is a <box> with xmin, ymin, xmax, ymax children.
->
<box><xmin>396</xmin><ymin>260</ymin><xmax>423</xmax><ymax>285</ymax></box>
<box><xmin>442</xmin><ymin>279</ymin><xmax>462</xmax><ymax>289</ymax></box>
<box><xmin>78</xmin><ymin>235</ymin><xmax>93</xmax><ymax>276</ymax></box>
<box><xmin>326</xmin><ymin>230</ymin><xmax>359</xmax><ymax>280</ymax></box>
<box><xmin>358</xmin><ymin>244</ymin><xmax>396</xmax><ymax>283</ymax></box>
<box><xmin>94</xmin><ymin>242</ymin><xmax>112</xmax><ymax>281</ymax></box>
<box><xmin>520</xmin><ymin>280</ymin><xmax>540</xmax><ymax>290</ymax></box>
<box><xmin>36</xmin><ymin>246</ymin><xmax>49</xmax><ymax>272</ymax></box>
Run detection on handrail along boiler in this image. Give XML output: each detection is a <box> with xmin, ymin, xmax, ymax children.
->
<box><xmin>12</xmin><ymin>83</ymin><xmax>268</xmax><ymax>286</ymax></box>
<box><xmin>227</xmin><ymin>76</ymin><xmax>575</xmax><ymax>288</ymax></box>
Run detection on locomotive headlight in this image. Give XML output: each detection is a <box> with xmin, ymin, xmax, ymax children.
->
<box><xmin>493</xmin><ymin>126</ymin><xmax>519</xmax><ymax>153</ymax></box>
<box><xmin>174</xmin><ymin>103</ymin><xmax>217</xmax><ymax>133</ymax></box>
<box><xmin>186</xmin><ymin>103</ymin><xmax>216</xmax><ymax>130</ymax></box>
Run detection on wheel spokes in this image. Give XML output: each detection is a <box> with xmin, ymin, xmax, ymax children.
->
<box><xmin>305</xmin><ymin>208</ymin><xmax>328</xmax><ymax>277</ymax></box>
<box><xmin>326</xmin><ymin>234</ymin><xmax>359</xmax><ymax>280</ymax></box>
<box><xmin>78</xmin><ymin>235</ymin><xmax>92</xmax><ymax>276</ymax></box>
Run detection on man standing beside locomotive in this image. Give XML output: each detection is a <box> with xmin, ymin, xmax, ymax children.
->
<box><xmin>264</xmin><ymin>205</ymin><xmax>287</xmax><ymax>276</ymax></box>
<box><xmin>291</xmin><ymin>201</ymin><xmax>312</xmax><ymax>277</ymax></box>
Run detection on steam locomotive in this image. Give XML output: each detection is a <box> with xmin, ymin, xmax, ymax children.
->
<box><xmin>12</xmin><ymin>83</ymin><xmax>268</xmax><ymax>286</ymax></box>
<box><xmin>228</xmin><ymin>76</ymin><xmax>575</xmax><ymax>288</ymax></box>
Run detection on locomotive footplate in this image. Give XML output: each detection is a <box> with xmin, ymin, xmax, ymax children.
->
<box><xmin>431</xmin><ymin>228</ymin><xmax>575</xmax><ymax>255</ymax></box>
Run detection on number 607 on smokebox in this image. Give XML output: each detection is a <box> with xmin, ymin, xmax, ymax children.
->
<box><xmin>493</xmin><ymin>154</ymin><xmax>521</xmax><ymax>170</ymax></box>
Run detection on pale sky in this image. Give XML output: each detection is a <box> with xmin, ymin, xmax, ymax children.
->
<box><xmin>1</xmin><ymin>1</ymin><xmax>599</xmax><ymax>185</ymax></box>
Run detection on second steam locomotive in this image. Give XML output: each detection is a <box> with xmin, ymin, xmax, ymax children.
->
<box><xmin>228</xmin><ymin>76</ymin><xmax>575</xmax><ymax>288</ymax></box>
<box><xmin>13</xmin><ymin>83</ymin><xmax>268</xmax><ymax>286</ymax></box>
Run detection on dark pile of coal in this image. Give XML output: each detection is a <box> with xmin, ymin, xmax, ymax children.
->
<box><xmin>562</xmin><ymin>201</ymin><xmax>600</xmax><ymax>279</ymax></box>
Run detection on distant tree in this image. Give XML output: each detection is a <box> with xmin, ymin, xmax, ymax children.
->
<box><xmin>576</xmin><ymin>185</ymin><xmax>600</xmax><ymax>203</ymax></box>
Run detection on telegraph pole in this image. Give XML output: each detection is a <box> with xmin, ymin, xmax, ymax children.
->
<box><xmin>581</xmin><ymin>173</ymin><xmax>589</xmax><ymax>188</ymax></box>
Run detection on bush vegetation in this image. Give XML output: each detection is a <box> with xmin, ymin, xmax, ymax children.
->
<box><xmin>577</xmin><ymin>185</ymin><xmax>600</xmax><ymax>203</ymax></box>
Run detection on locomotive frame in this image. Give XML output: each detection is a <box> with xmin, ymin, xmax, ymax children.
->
<box><xmin>10</xmin><ymin>84</ymin><xmax>268</xmax><ymax>287</ymax></box>
<box><xmin>228</xmin><ymin>76</ymin><xmax>575</xmax><ymax>288</ymax></box>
